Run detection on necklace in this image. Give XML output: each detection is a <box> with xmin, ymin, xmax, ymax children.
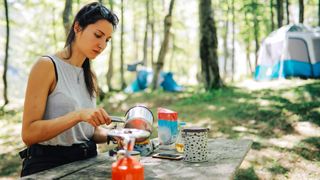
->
<box><xmin>57</xmin><ymin>51</ymin><xmax>82</xmax><ymax>84</ymax></box>
<box><xmin>72</xmin><ymin>66</ymin><xmax>82</xmax><ymax>84</ymax></box>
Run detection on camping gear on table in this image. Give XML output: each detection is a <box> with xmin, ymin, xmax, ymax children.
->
<box><xmin>116</xmin><ymin>150</ymin><xmax>141</xmax><ymax>162</ymax></box>
<box><xmin>110</xmin><ymin>105</ymin><xmax>154</xmax><ymax>143</ymax></box>
<box><xmin>157</xmin><ymin>108</ymin><xmax>178</xmax><ymax>149</ymax></box>
<box><xmin>109</xmin><ymin>128</ymin><xmax>147</xmax><ymax>180</ymax></box>
<box><xmin>175</xmin><ymin>121</ymin><xmax>187</xmax><ymax>153</ymax></box>
<box><xmin>183</xmin><ymin>127</ymin><xmax>209</xmax><ymax>162</ymax></box>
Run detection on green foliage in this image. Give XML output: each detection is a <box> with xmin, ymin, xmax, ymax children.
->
<box><xmin>268</xmin><ymin>162</ymin><xmax>289</xmax><ymax>174</ymax></box>
<box><xmin>294</xmin><ymin>137</ymin><xmax>320</xmax><ymax>161</ymax></box>
<box><xmin>0</xmin><ymin>153</ymin><xmax>20</xmax><ymax>176</ymax></box>
<box><xmin>235</xmin><ymin>167</ymin><xmax>259</xmax><ymax>180</ymax></box>
<box><xmin>251</xmin><ymin>141</ymin><xmax>263</xmax><ymax>150</ymax></box>
<box><xmin>239</xmin><ymin>0</ymin><xmax>270</xmax><ymax>45</ymax></box>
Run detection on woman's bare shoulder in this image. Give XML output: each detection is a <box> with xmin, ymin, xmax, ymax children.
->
<box><xmin>30</xmin><ymin>57</ymin><xmax>55</xmax><ymax>73</ymax></box>
<box><xmin>28</xmin><ymin>56</ymin><xmax>56</xmax><ymax>85</ymax></box>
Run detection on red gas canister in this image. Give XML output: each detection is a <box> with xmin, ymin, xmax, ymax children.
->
<box><xmin>112</xmin><ymin>156</ymin><xmax>144</xmax><ymax>180</ymax></box>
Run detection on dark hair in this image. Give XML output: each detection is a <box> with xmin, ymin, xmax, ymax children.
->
<box><xmin>65</xmin><ymin>2</ymin><xmax>119</xmax><ymax>98</ymax></box>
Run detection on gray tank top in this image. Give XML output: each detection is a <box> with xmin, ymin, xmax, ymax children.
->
<box><xmin>39</xmin><ymin>55</ymin><xmax>95</xmax><ymax>146</ymax></box>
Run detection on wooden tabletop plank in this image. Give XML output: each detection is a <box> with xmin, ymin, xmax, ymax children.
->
<box><xmin>22</xmin><ymin>139</ymin><xmax>252</xmax><ymax>180</ymax></box>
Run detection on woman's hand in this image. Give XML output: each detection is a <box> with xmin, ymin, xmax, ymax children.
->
<box><xmin>78</xmin><ymin>108</ymin><xmax>111</xmax><ymax>127</ymax></box>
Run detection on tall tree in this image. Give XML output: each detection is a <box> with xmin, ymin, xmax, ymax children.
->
<box><xmin>252</xmin><ymin>0</ymin><xmax>260</xmax><ymax>68</ymax></box>
<box><xmin>63</xmin><ymin>0</ymin><xmax>73</xmax><ymax>36</ymax></box>
<box><xmin>169</xmin><ymin>34</ymin><xmax>175</xmax><ymax>71</ymax></box>
<box><xmin>152</xmin><ymin>0</ymin><xmax>175</xmax><ymax>90</ymax></box>
<box><xmin>299</xmin><ymin>0</ymin><xmax>304</xmax><ymax>23</ymax></box>
<box><xmin>106</xmin><ymin>0</ymin><xmax>114</xmax><ymax>91</ymax></box>
<box><xmin>150</xmin><ymin>0</ymin><xmax>155</xmax><ymax>67</ymax></box>
<box><xmin>276</xmin><ymin>0</ymin><xmax>284</xmax><ymax>28</ymax></box>
<box><xmin>133</xmin><ymin>1</ymin><xmax>139</xmax><ymax>60</ymax></box>
<box><xmin>142</xmin><ymin>0</ymin><xmax>150</xmax><ymax>67</ymax></box>
<box><xmin>199</xmin><ymin>0</ymin><xmax>222</xmax><ymax>90</ymax></box>
<box><xmin>120</xmin><ymin>0</ymin><xmax>126</xmax><ymax>89</ymax></box>
<box><xmin>270</xmin><ymin>0</ymin><xmax>275</xmax><ymax>31</ymax></box>
<box><xmin>222</xmin><ymin>0</ymin><xmax>230</xmax><ymax>80</ymax></box>
<box><xmin>52</xmin><ymin>7</ymin><xmax>58</xmax><ymax>50</ymax></box>
<box><xmin>286</xmin><ymin>0</ymin><xmax>290</xmax><ymax>24</ymax></box>
<box><xmin>2</xmin><ymin>0</ymin><xmax>10</xmax><ymax>108</ymax></box>
<box><xmin>231</xmin><ymin>0</ymin><xmax>235</xmax><ymax>81</ymax></box>
<box><xmin>319</xmin><ymin>0</ymin><xmax>320</xmax><ymax>26</ymax></box>
<box><xmin>242</xmin><ymin>6</ymin><xmax>253</xmax><ymax>75</ymax></box>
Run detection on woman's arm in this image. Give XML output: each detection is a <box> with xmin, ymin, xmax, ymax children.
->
<box><xmin>22</xmin><ymin>57</ymin><xmax>111</xmax><ymax>146</ymax></box>
<box><xmin>22</xmin><ymin>58</ymin><xmax>81</xmax><ymax>146</ymax></box>
<box><xmin>92</xmin><ymin>126</ymin><xmax>109</xmax><ymax>143</ymax></box>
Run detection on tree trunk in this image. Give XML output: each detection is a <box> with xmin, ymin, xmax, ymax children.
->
<box><xmin>106</xmin><ymin>0</ymin><xmax>114</xmax><ymax>91</ymax></box>
<box><xmin>133</xmin><ymin>1</ymin><xmax>139</xmax><ymax>60</ymax></box>
<box><xmin>319</xmin><ymin>0</ymin><xmax>320</xmax><ymax>26</ymax></box>
<box><xmin>223</xmin><ymin>1</ymin><xmax>230</xmax><ymax>80</ymax></box>
<box><xmin>150</xmin><ymin>0</ymin><xmax>155</xmax><ymax>67</ymax></box>
<box><xmin>270</xmin><ymin>0</ymin><xmax>275</xmax><ymax>31</ymax></box>
<box><xmin>63</xmin><ymin>0</ymin><xmax>73</xmax><ymax>36</ymax></box>
<box><xmin>142</xmin><ymin>0</ymin><xmax>150</xmax><ymax>67</ymax></box>
<box><xmin>253</xmin><ymin>0</ymin><xmax>259</xmax><ymax>69</ymax></box>
<box><xmin>244</xmin><ymin>12</ymin><xmax>253</xmax><ymax>75</ymax></box>
<box><xmin>199</xmin><ymin>0</ymin><xmax>222</xmax><ymax>90</ymax></box>
<box><xmin>299</xmin><ymin>0</ymin><xmax>304</xmax><ymax>23</ymax></box>
<box><xmin>276</xmin><ymin>0</ymin><xmax>284</xmax><ymax>28</ymax></box>
<box><xmin>2</xmin><ymin>0</ymin><xmax>10</xmax><ymax>108</ymax></box>
<box><xmin>286</xmin><ymin>0</ymin><xmax>290</xmax><ymax>24</ymax></box>
<box><xmin>169</xmin><ymin>33</ymin><xmax>175</xmax><ymax>72</ymax></box>
<box><xmin>152</xmin><ymin>0</ymin><xmax>175</xmax><ymax>90</ymax></box>
<box><xmin>231</xmin><ymin>0</ymin><xmax>235</xmax><ymax>82</ymax></box>
<box><xmin>52</xmin><ymin>7</ymin><xmax>57</xmax><ymax>50</ymax></box>
<box><xmin>120</xmin><ymin>0</ymin><xmax>126</xmax><ymax>89</ymax></box>
<box><xmin>246</xmin><ymin>43</ymin><xmax>253</xmax><ymax>75</ymax></box>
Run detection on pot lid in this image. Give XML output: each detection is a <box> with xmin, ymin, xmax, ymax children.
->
<box><xmin>182</xmin><ymin>127</ymin><xmax>209</xmax><ymax>132</ymax></box>
<box><xmin>108</xmin><ymin>128</ymin><xmax>151</xmax><ymax>139</ymax></box>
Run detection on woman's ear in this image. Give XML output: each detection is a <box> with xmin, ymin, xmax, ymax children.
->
<box><xmin>74</xmin><ymin>22</ymin><xmax>82</xmax><ymax>34</ymax></box>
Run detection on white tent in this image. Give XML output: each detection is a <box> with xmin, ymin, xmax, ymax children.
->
<box><xmin>255</xmin><ymin>24</ymin><xmax>320</xmax><ymax>80</ymax></box>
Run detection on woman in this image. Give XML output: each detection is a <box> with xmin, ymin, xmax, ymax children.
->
<box><xmin>20</xmin><ymin>2</ymin><xmax>118</xmax><ymax>177</ymax></box>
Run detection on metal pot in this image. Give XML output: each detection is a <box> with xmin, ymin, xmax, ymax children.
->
<box><xmin>110</xmin><ymin>105</ymin><xmax>154</xmax><ymax>142</ymax></box>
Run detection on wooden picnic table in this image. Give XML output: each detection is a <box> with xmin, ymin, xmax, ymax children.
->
<box><xmin>22</xmin><ymin>139</ymin><xmax>252</xmax><ymax>180</ymax></box>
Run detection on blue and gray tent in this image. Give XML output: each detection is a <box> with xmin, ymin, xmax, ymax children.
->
<box><xmin>255</xmin><ymin>24</ymin><xmax>320</xmax><ymax>80</ymax></box>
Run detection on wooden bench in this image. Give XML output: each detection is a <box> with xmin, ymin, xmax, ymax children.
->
<box><xmin>22</xmin><ymin>139</ymin><xmax>252</xmax><ymax>180</ymax></box>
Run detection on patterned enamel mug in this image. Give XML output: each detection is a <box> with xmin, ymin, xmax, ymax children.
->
<box><xmin>183</xmin><ymin>127</ymin><xmax>209</xmax><ymax>162</ymax></box>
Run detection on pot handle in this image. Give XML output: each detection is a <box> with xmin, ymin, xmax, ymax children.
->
<box><xmin>110</xmin><ymin>116</ymin><xmax>126</xmax><ymax>123</ymax></box>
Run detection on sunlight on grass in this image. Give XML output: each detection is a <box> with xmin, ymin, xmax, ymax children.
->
<box><xmin>268</xmin><ymin>135</ymin><xmax>304</xmax><ymax>149</ymax></box>
<box><xmin>236</xmin><ymin>79</ymin><xmax>316</xmax><ymax>91</ymax></box>
<box><xmin>293</xmin><ymin>121</ymin><xmax>320</xmax><ymax>137</ymax></box>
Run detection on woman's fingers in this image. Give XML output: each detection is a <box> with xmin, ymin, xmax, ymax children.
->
<box><xmin>99</xmin><ymin>108</ymin><xmax>111</xmax><ymax>125</ymax></box>
<box><xmin>88</xmin><ymin>117</ymin><xmax>98</xmax><ymax>127</ymax></box>
<box><xmin>80</xmin><ymin>108</ymin><xmax>112</xmax><ymax>127</ymax></box>
<box><xmin>94</xmin><ymin>111</ymin><xmax>105</xmax><ymax>125</ymax></box>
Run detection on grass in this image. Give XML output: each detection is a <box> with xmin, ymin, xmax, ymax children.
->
<box><xmin>1</xmin><ymin>79</ymin><xmax>320</xmax><ymax>179</ymax></box>
<box><xmin>234</xmin><ymin>167</ymin><xmax>259</xmax><ymax>180</ymax></box>
<box><xmin>294</xmin><ymin>137</ymin><xmax>320</xmax><ymax>161</ymax></box>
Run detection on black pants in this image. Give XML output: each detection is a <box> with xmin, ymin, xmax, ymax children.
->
<box><xmin>20</xmin><ymin>141</ymin><xmax>97</xmax><ymax>177</ymax></box>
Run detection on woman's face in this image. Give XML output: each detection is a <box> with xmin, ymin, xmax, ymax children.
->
<box><xmin>75</xmin><ymin>19</ymin><xmax>113</xmax><ymax>59</ymax></box>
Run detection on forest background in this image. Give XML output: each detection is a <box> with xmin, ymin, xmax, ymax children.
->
<box><xmin>0</xmin><ymin>0</ymin><xmax>320</xmax><ymax>179</ymax></box>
